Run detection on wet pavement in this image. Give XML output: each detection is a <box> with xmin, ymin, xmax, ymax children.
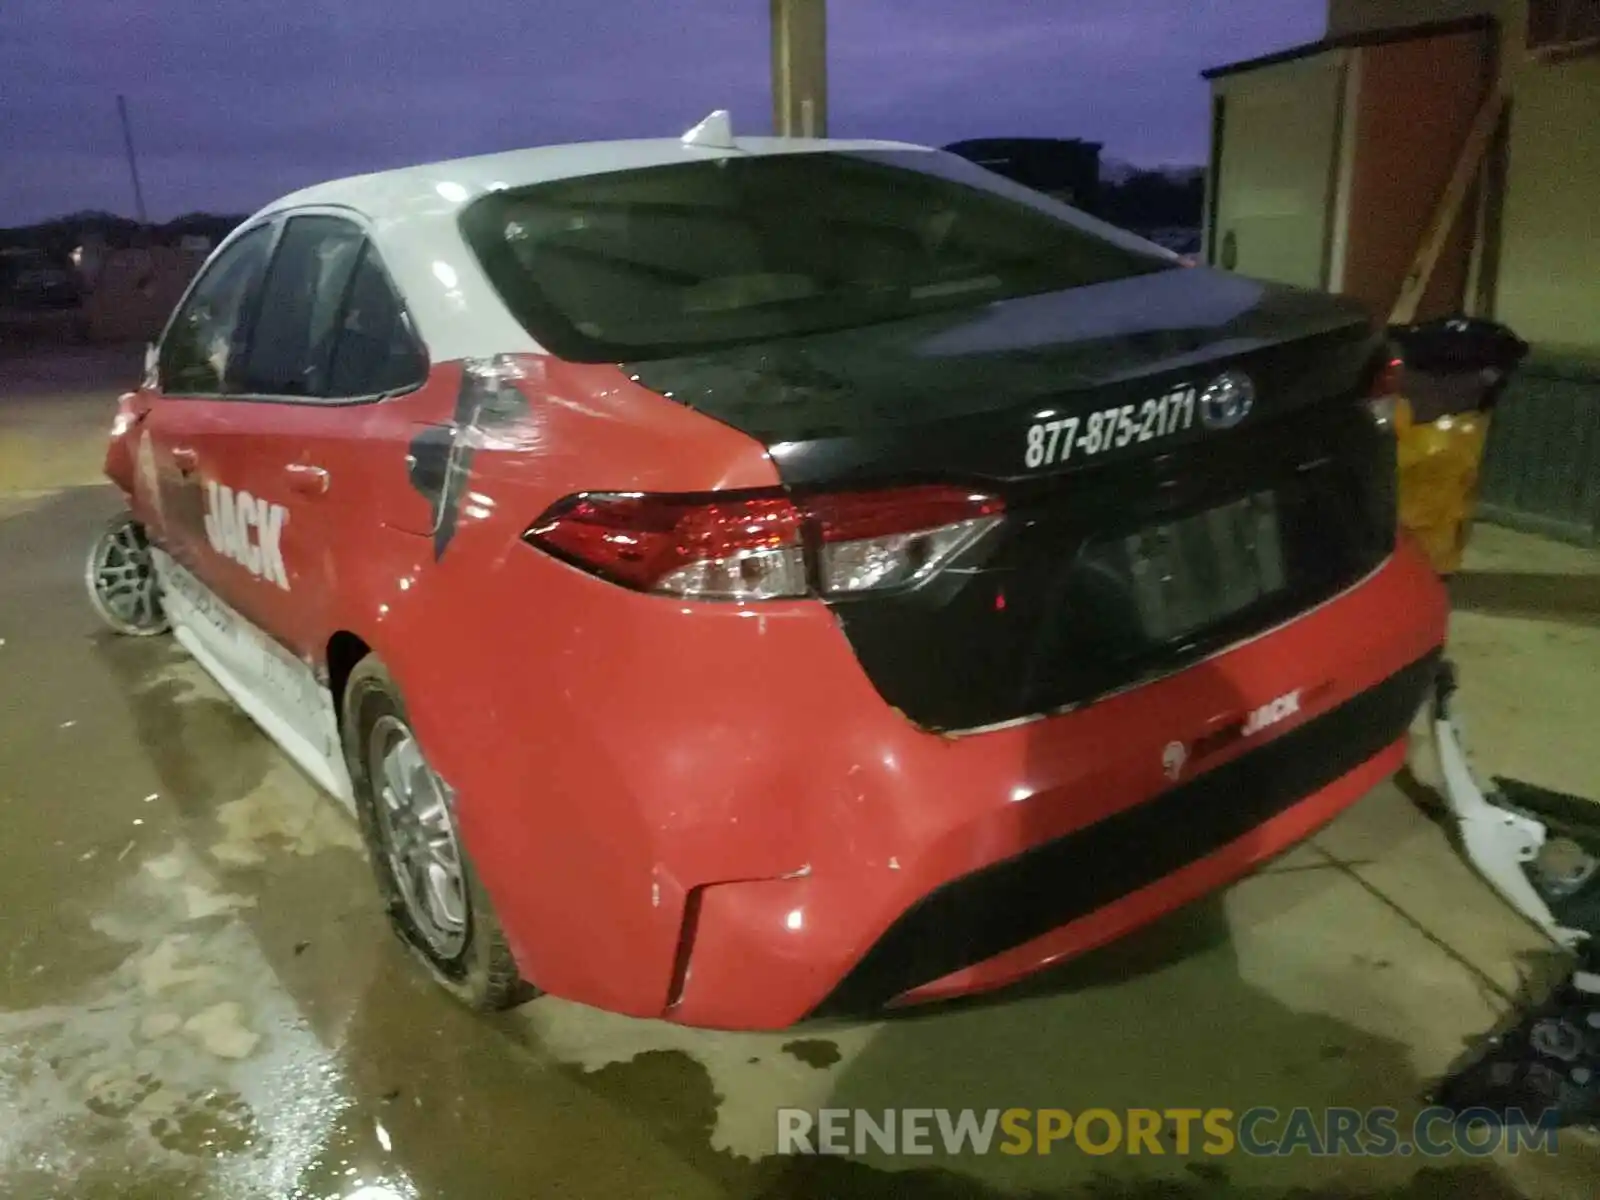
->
<box><xmin>2</xmin><ymin>350</ymin><xmax>1599</xmax><ymax>1198</ymax></box>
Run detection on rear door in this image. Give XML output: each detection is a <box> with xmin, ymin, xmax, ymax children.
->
<box><xmin>196</xmin><ymin>213</ymin><xmax>369</xmax><ymax>660</ymax></box>
<box><xmin>178</xmin><ymin>212</ymin><xmax>428</xmax><ymax>786</ymax></box>
<box><xmin>208</xmin><ymin>212</ymin><xmax>429</xmax><ymax>651</ymax></box>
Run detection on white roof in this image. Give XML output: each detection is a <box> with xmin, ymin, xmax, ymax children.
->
<box><xmin>240</xmin><ymin>135</ymin><xmax>929</xmax><ymax>362</ymax></box>
<box><xmin>262</xmin><ymin>135</ymin><xmax>923</xmax><ymax>220</ymax></box>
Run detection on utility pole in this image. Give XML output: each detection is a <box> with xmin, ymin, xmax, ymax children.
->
<box><xmin>770</xmin><ymin>0</ymin><xmax>827</xmax><ymax>137</ymax></box>
<box><xmin>116</xmin><ymin>94</ymin><xmax>149</xmax><ymax>224</ymax></box>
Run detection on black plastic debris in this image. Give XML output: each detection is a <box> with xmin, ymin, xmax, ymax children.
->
<box><xmin>1427</xmin><ymin>657</ymin><xmax>1600</xmax><ymax>1129</ymax></box>
<box><xmin>1500</xmin><ymin>777</ymin><xmax>1600</xmax><ymax>936</ymax></box>
<box><xmin>1434</xmin><ymin>942</ymin><xmax>1600</xmax><ymax>1129</ymax></box>
<box><xmin>1432</xmin><ymin>766</ymin><xmax>1600</xmax><ymax>1128</ymax></box>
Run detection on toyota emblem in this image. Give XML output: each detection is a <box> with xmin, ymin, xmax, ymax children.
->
<box><xmin>1199</xmin><ymin>371</ymin><xmax>1255</xmax><ymax>431</ymax></box>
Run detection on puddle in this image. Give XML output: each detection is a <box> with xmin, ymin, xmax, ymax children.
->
<box><xmin>184</xmin><ymin>1002</ymin><xmax>262</xmax><ymax>1060</ymax></box>
<box><xmin>135</xmin><ymin>935</ymin><xmax>224</xmax><ymax>995</ymax></box>
<box><xmin>0</xmin><ymin>834</ymin><xmax>356</xmax><ymax>1199</ymax></box>
<box><xmin>140</xmin><ymin>1012</ymin><xmax>183</xmax><ymax>1040</ymax></box>
<box><xmin>782</xmin><ymin>1038</ymin><xmax>843</xmax><ymax>1068</ymax></box>
<box><xmin>210</xmin><ymin>766</ymin><xmax>364</xmax><ymax>866</ymax></box>
<box><xmin>519</xmin><ymin>998</ymin><xmax>881</xmax><ymax>1159</ymax></box>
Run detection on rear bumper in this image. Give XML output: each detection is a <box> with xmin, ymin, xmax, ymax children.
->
<box><xmin>830</xmin><ymin>652</ymin><xmax>1433</xmax><ymax>1012</ymax></box>
<box><xmin>429</xmin><ymin>534</ymin><xmax>1446</xmax><ymax>1031</ymax></box>
<box><xmin>678</xmin><ymin>658</ymin><xmax>1428</xmax><ymax>1028</ymax></box>
<box><xmin>663</xmin><ymin>547</ymin><xmax>1445</xmax><ymax>1029</ymax></box>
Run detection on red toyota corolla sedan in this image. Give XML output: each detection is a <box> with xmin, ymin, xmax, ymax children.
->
<box><xmin>90</xmin><ymin>118</ymin><xmax>1448</xmax><ymax>1029</ymax></box>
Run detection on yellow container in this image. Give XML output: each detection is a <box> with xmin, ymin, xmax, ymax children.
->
<box><xmin>1394</xmin><ymin>396</ymin><xmax>1491</xmax><ymax>576</ymax></box>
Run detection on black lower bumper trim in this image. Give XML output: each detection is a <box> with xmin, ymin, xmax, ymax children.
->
<box><xmin>812</xmin><ymin>649</ymin><xmax>1440</xmax><ymax>1017</ymax></box>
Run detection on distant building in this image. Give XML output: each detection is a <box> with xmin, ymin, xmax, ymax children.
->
<box><xmin>1201</xmin><ymin>0</ymin><xmax>1600</xmax><ymax>543</ymax></box>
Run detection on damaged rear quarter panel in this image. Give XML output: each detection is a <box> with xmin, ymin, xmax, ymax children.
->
<box><xmin>354</xmin><ymin>354</ymin><xmax>793</xmax><ymax>1015</ymax></box>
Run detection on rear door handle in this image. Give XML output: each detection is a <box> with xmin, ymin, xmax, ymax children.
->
<box><xmin>285</xmin><ymin>462</ymin><xmax>331</xmax><ymax>496</ymax></box>
<box><xmin>171</xmin><ymin>446</ymin><xmax>198</xmax><ymax>472</ymax></box>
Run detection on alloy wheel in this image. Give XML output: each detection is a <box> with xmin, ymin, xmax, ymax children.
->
<box><xmin>85</xmin><ymin>515</ymin><xmax>169</xmax><ymax>636</ymax></box>
<box><xmin>368</xmin><ymin>715</ymin><xmax>469</xmax><ymax>960</ymax></box>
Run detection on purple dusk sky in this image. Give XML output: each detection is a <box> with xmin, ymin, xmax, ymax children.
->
<box><xmin>1</xmin><ymin>0</ymin><xmax>1325</xmax><ymax>225</ymax></box>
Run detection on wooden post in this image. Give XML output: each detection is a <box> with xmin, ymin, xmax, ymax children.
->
<box><xmin>1388</xmin><ymin>84</ymin><xmax>1508</xmax><ymax>326</ymax></box>
<box><xmin>771</xmin><ymin>0</ymin><xmax>827</xmax><ymax>137</ymax></box>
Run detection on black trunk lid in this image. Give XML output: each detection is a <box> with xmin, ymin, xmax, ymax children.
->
<box><xmin>627</xmin><ymin>269</ymin><xmax>1396</xmax><ymax>731</ymax></box>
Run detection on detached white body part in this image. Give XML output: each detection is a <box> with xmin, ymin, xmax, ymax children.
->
<box><xmin>1431</xmin><ymin>662</ymin><xmax>1592</xmax><ymax>951</ymax></box>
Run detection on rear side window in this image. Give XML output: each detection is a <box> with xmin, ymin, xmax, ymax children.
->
<box><xmin>160</xmin><ymin>224</ymin><xmax>273</xmax><ymax>394</ymax></box>
<box><xmin>460</xmin><ymin>149</ymin><xmax>1176</xmax><ymax>362</ymax></box>
<box><xmin>325</xmin><ymin>248</ymin><xmax>428</xmax><ymax>397</ymax></box>
<box><xmin>234</xmin><ymin>214</ymin><xmax>425</xmax><ymax>400</ymax></box>
<box><xmin>239</xmin><ymin>216</ymin><xmax>365</xmax><ymax>397</ymax></box>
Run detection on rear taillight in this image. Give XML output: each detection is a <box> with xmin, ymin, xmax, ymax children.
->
<box><xmin>528</xmin><ymin>492</ymin><xmax>806</xmax><ymax>600</ymax></box>
<box><xmin>526</xmin><ymin>486</ymin><xmax>1003</xmax><ymax>601</ymax></box>
<box><xmin>808</xmin><ymin>488</ymin><xmax>1004</xmax><ymax>595</ymax></box>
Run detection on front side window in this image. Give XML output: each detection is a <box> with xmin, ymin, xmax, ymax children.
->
<box><xmin>460</xmin><ymin>149</ymin><xmax>1176</xmax><ymax>362</ymax></box>
<box><xmin>160</xmin><ymin>224</ymin><xmax>273</xmax><ymax>394</ymax></box>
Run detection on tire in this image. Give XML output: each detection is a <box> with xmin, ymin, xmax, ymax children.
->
<box><xmin>85</xmin><ymin>513</ymin><xmax>170</xmax><ymax>636</ymax></box>
<box><xmin>341</xmin><ymin>655</ymin><xmax>534</xmax><ymax>1011</ymax></box>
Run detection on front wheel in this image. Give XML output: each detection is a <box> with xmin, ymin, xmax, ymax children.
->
<box><xmin>85</xmin><ymin>513</ymin><xmax>170</xmax><ymax>636</ymax></box>
<box><xmin>341</xmin><ymin>656</ymin><xmax>534</xmax><ymax>1011</ymax></box>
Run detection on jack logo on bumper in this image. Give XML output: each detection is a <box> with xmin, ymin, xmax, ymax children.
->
<box><xmin>203</xmin><ymin>481</ymin><xmax>290</xmax><ymax>590</ymax></box>
<box><xmin>1242</xmin><ymin>689</ymin><xmax>1301</xmax><ymax>737</ymax></box>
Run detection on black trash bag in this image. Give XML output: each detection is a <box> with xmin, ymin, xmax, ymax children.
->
<box><xmin>1387</xmin><ymin>317</ymin><xmax>1531</xmax><ymax>423</ymax></box>
<box><xmin>1391</xmin><ymin>317</ymin><xmax>1530</xmax><ymax>375</ymax></box>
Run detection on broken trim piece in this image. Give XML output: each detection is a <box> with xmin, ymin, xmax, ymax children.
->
<box><xmin>1432</xmin><ymin>660</ymin><xmax>1594</xmax><ymax>949</ymax></box>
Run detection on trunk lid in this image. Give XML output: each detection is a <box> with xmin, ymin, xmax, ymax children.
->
<box><xmin>627</xmin><ymin>269</ymin><xmax>1396</xmax><ymax>731</ymax></box>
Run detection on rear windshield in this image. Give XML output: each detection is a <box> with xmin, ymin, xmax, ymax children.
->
<box><xmin>460</xmin><ymin>149</ymin><xmax>1177</xmax><ymax>362</ymax></box>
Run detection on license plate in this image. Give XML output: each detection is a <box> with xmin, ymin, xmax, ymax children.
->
<box><xmin>1122</xmin><ymin>492</ymin><xmax>1285</xmax><ymax>642</ymax></box>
